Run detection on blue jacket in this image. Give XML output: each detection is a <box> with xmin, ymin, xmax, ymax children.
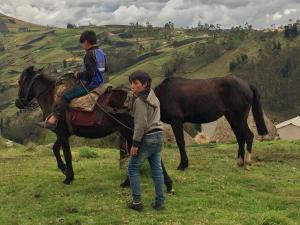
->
<box><xmin>76</xmin><ymin>45</ymin><xmax>107</xmax><ymax>90</ymax></box>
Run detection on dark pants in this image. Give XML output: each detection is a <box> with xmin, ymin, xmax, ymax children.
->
<box><xmin>53</xmin><ymin>86</ymin><xmax>90</xmax><ymax>119</ymax></box>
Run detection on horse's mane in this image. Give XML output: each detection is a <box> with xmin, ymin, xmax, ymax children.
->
<box><xmin>114</xmin><ymin>84</ymin><xmax>130</xmax><ymax>92</ymax></box>
<box><xmin>39</xmin><ymin>72</ymin><xmax>58</xmax><ymax>84</ymax></box>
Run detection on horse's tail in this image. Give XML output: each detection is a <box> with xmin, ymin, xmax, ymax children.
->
<box><xmin>250</xmin><ymin>84</ymin><xmax>268</xmax><ymax>135</ymax></box>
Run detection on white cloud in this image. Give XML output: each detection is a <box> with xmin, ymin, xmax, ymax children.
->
<box><xmin>112</xmin><ymin>5</ymin><xmax>150</xmax><ymax>24</ymax></box>
<box><xmin>272</xmin><ymin>12</ymin><xmax>283</xmax><ymax>20</ymax></box>
<box><xmin>0</xmin><ymin>0</ymin><xmax>300</xmax><ymax>28</ymax></box>
<box><xmin>284</xmin><ymin>8</ymin><xmax>297</xmax><ymax>14</ymax></box>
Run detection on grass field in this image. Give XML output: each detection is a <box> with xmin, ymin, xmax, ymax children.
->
<box><xmin>0</xmin><ymin>139</ymin><xmax>299</xmax><ymax>225</ymax></box>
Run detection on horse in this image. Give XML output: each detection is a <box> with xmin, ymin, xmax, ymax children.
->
<box><xmin>154</xmin><ymin>75</ymin><xmax>268</xmax><ymax>170</ymax></box>
<box><xmin>15</xmin><ymin>66</ymin><xmax>173</xmax><ymax>193</ymax></box>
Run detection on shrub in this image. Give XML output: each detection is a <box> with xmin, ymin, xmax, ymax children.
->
<box><xmin>79</xmin><ymin>147</ymin><xmax>99</xmax><ymax>159</ymax></box>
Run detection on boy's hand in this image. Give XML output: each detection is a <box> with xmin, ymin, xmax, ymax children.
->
<box><xmin>130</xmin><ymin>146</ymin><xmax>138</xmax><ymax>157</ymax></box>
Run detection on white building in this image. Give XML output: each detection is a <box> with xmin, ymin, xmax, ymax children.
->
<box><xmin>276</xmin><ymin>116</ymin><xmax>300</xmax><ymax>140</ymax></box>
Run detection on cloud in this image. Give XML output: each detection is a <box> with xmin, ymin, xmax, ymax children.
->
<box><xmin>0</xmin><ymin>0</ymin><xmax>300</xmax><ymax>28</ymax></box>
<box><xmin>272</xmin><ymin>12</ymin><xmax>283</xmax><ymax>20</ymax></box>
<box><xmin>284</xmin><ymin>8</ymin><xmax>297</xmax><ymax>14</ymax></box>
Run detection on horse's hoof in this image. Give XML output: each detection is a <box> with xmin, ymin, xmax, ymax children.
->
<box><xmin>167</xmin><ymin>188</ymin><xmax>175</xmax><ymax>195</ymax></box>
<box><xmin>236</xmin><ymin>158</ymin><xmax>244</xmax><ymax>167</ymax></box>
<box><xmin>177</xmin><ymin>163</ymin><xmax>188</xmax><ymax>171</ymax></box>
<box><xmin>63</xmin><ymin>179</ymin><xmax>72</xmax><ymax>185</ymax></box>
<box><xmin>245</xmin><ymin>151</ymin><xmax>252</xmax><ymax>166</ymax></box>
<box><xmin>120</xmin><ymin>179</ymin><xmax>130</xmax><ymax>188</ymax></box>
<box><xmin>63</xmin><ymin>177</ymin><xmax>74</xmax><ymax>185</ymax></box>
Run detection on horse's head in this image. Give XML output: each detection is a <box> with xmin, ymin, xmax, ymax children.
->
<box><xmin>15</xmin><ymin>65</ymin><xmax>43</xmax><ymax>109</ymax></box>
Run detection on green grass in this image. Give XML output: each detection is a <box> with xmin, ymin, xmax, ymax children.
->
<box><xmin>79</xmin><ymin>147</ymin><xmax>99</xmax><ymax>159</ymax></box>
<box><xmin>0</xmin><ymin>140</ymin><xmax>299</xmax><ymax>225</ymax></box>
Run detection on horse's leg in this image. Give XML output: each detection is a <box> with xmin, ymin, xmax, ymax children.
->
<box><xmin>120</xmin><ymin>133</ymin><xmax>132</xmax><ymax>187</ymax></box>
<box><xmin>52</xmin><ymin>139</ymin><xmax>66</xmax><ymax>174</ymax></box>
<box><xmin>244</xmin><ymin>125</ymin><xmax>254</xmax><ymax>165</ymax></box>
<box><xmin>119</xmin><ymin>134</ymin><xmax>128</xmax><ymax>168</ymax></box>
<box><xmin>171</xmin><ymin>119</ymin><xmax>188</xmax><ymax>170</ymax></box>
<box><xmin>225</xmin><ymin>113</ymin><xmax>246</xmax><ymax>167</ymax></box>
<box><xmin>60</xmin><ymin>135</ymin><xmax>74</xmax><ymax>184</ymax></box>
<box><xmin>161</xmin><ymin>159</ymin><xmax>174</xmax><ymax>193</ymax></box>
<box><xmin>120</xmin><ymin>176</ymin><xmax>130</xmax><ymax>188</ymax></box>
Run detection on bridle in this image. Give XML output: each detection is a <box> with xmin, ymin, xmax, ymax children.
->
<box><xmin>17</xmin><ymin>73</ymin><xmax>47</xmax><ymax>108</ymax></box>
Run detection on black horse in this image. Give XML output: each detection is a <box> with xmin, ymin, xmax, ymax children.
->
<box><xmin>15</xmin><ymin>66</ymin><xmax>173</xmax><ymax>192</ymax></box>
<box><xmin>154</xmin><ymin>76</ymin><xmax>268</xmax><ymax>170</ymax></box>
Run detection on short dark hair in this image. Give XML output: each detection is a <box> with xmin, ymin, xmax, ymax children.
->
<box><xmin>129</xmin><ymin>71</ymin><xmax>152</xmax><ymax>88</ymax></box>
<box><xmin>79</xmin><ymin>30</ymin><xmax>97</xmax><ymax>44</ymax></box>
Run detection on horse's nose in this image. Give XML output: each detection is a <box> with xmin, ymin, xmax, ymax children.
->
<box><xmin>15</xmin><ymin>99</ymin><xmax>25</xmax><ymax>109</ymax></box>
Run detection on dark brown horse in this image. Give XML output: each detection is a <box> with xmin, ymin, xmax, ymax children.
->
<box><xmin>15</xmin><ymin>66</ymin><xmax>173</xmax><ymax>192</ymax></box>
<box><xmin>154</xmin><ymin>76</ymin><xmax>268</xmax><ymax>170</ymax></box>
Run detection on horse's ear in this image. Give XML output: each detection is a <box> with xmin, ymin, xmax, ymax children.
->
<box><xmin>26</xmin><ymin>65</ymin><xmax>34</xmax><ymax>73</ymax></box>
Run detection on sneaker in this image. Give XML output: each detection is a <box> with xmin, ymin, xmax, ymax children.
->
<box><xmin>151</xmin><ymin>202</ymin><xmax>165</xmax><ymax>210</ymax></box>
<box><xmin>127</xmin><ymin>201</ymin><xmax>143</xmax><ymax>211</ymax></box>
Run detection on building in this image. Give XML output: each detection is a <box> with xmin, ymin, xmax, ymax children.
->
<box><xmin>276</xmin><ymin>116</ymin><xmax>300</xmax><ymax>140</ymax></box>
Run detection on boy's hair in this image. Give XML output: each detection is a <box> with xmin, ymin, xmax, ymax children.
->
<box><xmin>129</xmin><ymin>71</ymin><xmax>152</xmax><ymax>88</ymax></box>
<box><xmin>80</xmin><ymin>30</ymin><xmax>97</xmax><ymax>45</ymax></box>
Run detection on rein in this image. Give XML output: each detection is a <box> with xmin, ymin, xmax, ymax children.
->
<box><xmin>18</xmin><ymin>73</ymin><xmax>43</xmax><ymax>108</ymax></box>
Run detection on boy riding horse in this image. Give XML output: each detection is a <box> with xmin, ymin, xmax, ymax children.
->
<box><xmin>38</xmin><ymin>30</ymin><xmax>107</xmax><ymax>130</ymax></box>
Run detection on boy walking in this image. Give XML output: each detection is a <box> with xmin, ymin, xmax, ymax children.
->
<box><xmin>127</xmin><ymin>70</ymin><xmax>165</xmax><ymax>211</ymax></box>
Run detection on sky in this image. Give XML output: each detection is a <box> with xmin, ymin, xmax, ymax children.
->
<box><xmin>0</xmin><ymin>0</ymin><xmax>299</xmax><ymax>28</ymax></box>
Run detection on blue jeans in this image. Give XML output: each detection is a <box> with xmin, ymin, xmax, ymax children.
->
<box><xmin>63</xmin><ymin>86</ymin><xmax>90</xmax><ymax>102</ymax></box>
<box><xmin>128</xmin><ymin>132</ymin><xmax>164</xmax><ymax>204</ymax></box>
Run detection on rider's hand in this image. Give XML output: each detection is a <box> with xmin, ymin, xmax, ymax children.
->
<box><xmin>73</xmin><ymin>72</ymin><xmax>79</xmax><ymax>79</ymax></box>
<box><xmin>130</xmin><ymin>146</ymin><xmax>138</xmax><ymax>157</ymax></box>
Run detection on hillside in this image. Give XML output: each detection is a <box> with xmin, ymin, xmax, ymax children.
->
<box><xmin>0</xmin><ymin>13</ymin><xmax>43</xmax><ymax>30</ymax></box>
<box><xmin>1</xmin><ymin>13</ymin><xmax>300</xmax><ymax>143</ymax></box>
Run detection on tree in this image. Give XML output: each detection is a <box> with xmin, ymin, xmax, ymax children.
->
<box><xmin>149</xmin><ymin>41</ymin><xmax>157</xmax><ymax>56</ymax></box>
<box><xmin>164</xmin><ymin>21</ymin><xmax>174</xmax><ymax>42</ymax></box>
<box><xmin>164</xmin><ymin>22</ymin><xmax>171</xmax><ymax>42</ymax></box>
<box><xmin>161</xmin><ymin>51</ymin><xmax>186</xmax><ymax>77</ymax></box>
<box><xmin>0</xmin><ymin>22</ymin><xmax>9</xmax><ymax>34</ymax></box>
<box><xmin>146</xmin><ymin>21</ymin><xmax>153</xmax><ymax>36</ymax></box>
<box><xmin>105</xmin><ymin>48</ymin><xmax>137</xmax><ymax>74</ymax></box>
<box><xmin>204</xmin><ymin>43</ymin><xmax>221</xmax><ymax>62</ymax></box>
<box><xmin>233</xmin><ymin>44</ymin><xmax>300</xmax><ymax>116</ymax></box>
<box><xmin>67</xmin><ymin>23</ymin><xmax>77</xmax><ymax>29</ymax></box>
<box><xmin>193</xmin><ymin>42</ymin><xmax>206</xmax><ymax>56</ymax></box>
<box><xmin>284</xmin><ymin>23</ymin><xmax>299</xmax><ymax>39</ymax></box>
<box><xmin>197</xmin><ymin>21</ymin><xmax>204</xmax><ymax>31</ymax></box>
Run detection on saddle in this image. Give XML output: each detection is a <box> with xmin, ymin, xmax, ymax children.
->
<box><xmin>54</xmin><ymin>79</ymin><xmax>133</xmax><ymax>132</ymax></box>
